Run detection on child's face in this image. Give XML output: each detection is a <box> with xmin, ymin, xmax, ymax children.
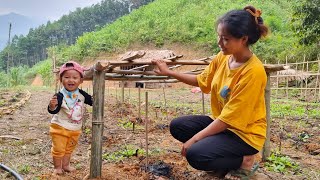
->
<box><xmin>61</xmin><ymin>70</ymin><xmax>83</xmax><ymax>92</ymax></box>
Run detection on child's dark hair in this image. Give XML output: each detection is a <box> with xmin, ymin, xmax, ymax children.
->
<box><xmin>217</xmin><ymin>5</ymin><xmax>269</xmax><ymax>45</ymax></box>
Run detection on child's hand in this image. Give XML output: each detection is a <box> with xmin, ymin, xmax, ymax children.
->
<box><xmin>49</xmin><ymin>95</ymin><xmax>58</xmax><ymax>110</ymax></box>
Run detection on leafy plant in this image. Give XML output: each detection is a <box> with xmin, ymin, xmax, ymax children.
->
<box><xmin>102</xmin><ymin>145</ymin><xmax>143</xmax><ymax>162</ymax></box>
<box><xmin>265</xmin><ymin>152</ymin><xmax>299</xmax><ymax>173</ymax></box>
<box><xmin>84</xmin><ymin>128</ymin><xmax>91</xmax><ymax>134</ymax></box>
<box><xmin>33</xmin><ymin>59</ymin><xmax>54</xmax><ymax>86</ymax></box>
<box><xmin>18</xmin><ymin>164</ymin><xmax>31</xmax><ymax>174</ymax></box>
<box><xmin>117</xmin><ymin>118</ymin><xmax>134</xmax><ymax>129</ymax></box>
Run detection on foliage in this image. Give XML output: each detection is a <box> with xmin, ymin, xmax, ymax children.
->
<box><xmin>31</xmin><ymin>59</ymin><xmax>54</xmax><ymax>86</ymax></box>
<box><xmin>56</xmin><ymin>0</ymin><xmax>301</xmax><ymax>63</ymax></box>
<box><xmin>0</xmin><ymin>71</ymin><xmax>9</xmax><ymax>87</ymax></box>
<box><xmin>0</xmin><ymin>0</ymin><xmax>154</xmax><ymax>71</ymax></box>
<box><xmin>102</xmin><ymin>145</ymin><xmax>143</xmax><ymax>162</ymax></box>
<box><xmin>266</xmin><ymin>152</ymin><xmax>300</xmax><ymax>173</ymax></box>
<box><xmin>271</xmin><ymin>99</ymin><xmax>320</xmax><ymax>119</ymax></box>
<box><xmin>291</xmin><ymin>0</ymin><xmax>320</xmax><ymax>45</ymax></box>
<box><xmin>117</xmin><ymin>118</ymin><xmax>134</xmax><ymax>129</ymax></box>
<box><xmin>18</xmin><ymin>164</ymin><xmax>32</xmax><ymax>174</ymax></box>
<box><xmin>84</xmin><ymin>128</ymin><xmax>91</xmax><ymax>134</ymax></box>
<box><xmin>8</xmin><ymin>66</ymin><xmax>28</xmax><ymax>86</ymax></box>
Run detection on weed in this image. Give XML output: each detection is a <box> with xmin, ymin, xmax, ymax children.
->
<box><xmin>102</xmin><ymin>145</ymin><xmax>143</xmax><ymax>162</ymax></box>
<box><xmin>265</xmin><ymin>152</ymin><xmax>299</xmax><ymax>174</ymax></box>
<box><xmin>0</xmin><ymin>99</ymin><xmax>5</xmax><ymax>106</ymax></box>
<box><xmin>84</xmin><ymin>128</ymin><xmax>91</xmax><ymax>134</ymax></box>
<box><xmin>297</xmin><ymin>131</ymin><xmax>311</xmax><ymax>142</ymax></box>
<box><xmin>117</xmin><ymin>118</ymin><xmax>134</xmax><ymax>129</ymax></box>
<box><xmin>18</xmin><ymin>164</ymin><xmax>31</xmax><ymax>174</ymax></box>
<box><xmin>1</xmin><ymin>149</ymin><xmax>10</xmax><ymax>154</ymax></box>
<box><xmin>75</xmin><ymin>163</ymin><xmax>82</xmax><ymax>170</ymax></box>
<box><xmin>87</xmin><ymin>107</ymin><xmax>93</xmax><ymax>113</ymax></box>
<box><xmin>12</xmin><ymin>140</ymin><xmax>26</xmax><ymax>146</ymax></box>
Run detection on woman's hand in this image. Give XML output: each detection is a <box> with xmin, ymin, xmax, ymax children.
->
<box><xmin>151</xmin><ymin>59</ymin><xmax>172</xmax><ymax>76</ymax></box>
<box><xmin>181</xmin><ymin>138</ymin><xmax>197</xmax><ymax>157</ymax></box>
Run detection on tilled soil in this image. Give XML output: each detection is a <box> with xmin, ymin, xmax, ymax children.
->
<box><xmin>0</xmin><ymin>88</ymin><xmax>319</xmax><ymax>180</ymax></box>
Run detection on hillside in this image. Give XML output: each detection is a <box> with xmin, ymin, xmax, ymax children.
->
<box><xmin>0</xmin><ymin>0</ymin><xmax>154</xmax><ymax>71</ymax></box>
<box><xmin>57</xmin><ymin>0</ymin><xmax>296</xmax><ymax>63</ymax></box>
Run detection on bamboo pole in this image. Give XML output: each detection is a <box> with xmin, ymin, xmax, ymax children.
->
<box><xmin>162</xmin><ymin>85</ymin><xmax>169</xmax><ymax>121</ymax></box>
<box><xmin>271</xmin><ymin>87</ymin><xmax>320</xmax><ymax>90</ymax></box>
<box><xmin>318</xmin><ymin>60</ymin><xmax>320</xmax><ymax>101</ymax></box>
<box><xmin>145</xmin><ymin>91</ymin><xmax>149</xmax><ymax>167</ymax></box>
<box><xmin>99</xmin><ymin>59</ymin><xmax>211</xmax><ymax>66</ymax></box>
<box><xmin>90</xmin><ymin>63</ymin><xmax>105</xmax><ymax>178</ymax></box>
<box><xmin>276</xmin><ymin>59</ymin><xmax>280</xmax><ymax>98</ymax></box>
<box><xmin>263</xmin><ymin>72</ymin><xmax>271</xmax><ymax>161</ymax></box>
<box><xmin>305</xmin><ymin>59</ymin><xmax>309</xmax><ymax>118</ymax></box>
<box><xmin>121</xmin><ymin>81</ymin><xmax>125</xmax><ymax>103</ymax></box>
<box><xmin>105</xmin><ymin>74</ymin><xmax>172</xmax><ymax>81</ymax></box>
<box><xmin>301</xmin><ymin>56</ymin><xmax>305</xmax><ymax>98</ymax></box>
<box><xmin>138</xmin><ymin>87</ymin><xmax>141</xmax><ymax>120</ymax></box>
<box><xmin>295</xmin><ymin>58</ymin><xmax>299</xmax><ymax>89</ymax></box>
<box><xmin>202</xmin><ymin>92</ymin><xmax>205</xmax><ymax>115</ymax></box>
<box><xmin>305</xmin><ymin>57</ymin><xmax>309</xmax><ymax>99</ymax></box>
<box><xmin>315</xmin><ymin>60</ymin><xmax>319</xmax><ymax>101</ymax></box>
<box><xmin>285</xmin><ymin>56</ymin><xmax>288</xmax><ymax>100</ymax></box>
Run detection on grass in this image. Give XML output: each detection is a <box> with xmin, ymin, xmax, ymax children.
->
<box><xmin>271</xmin><ymin>99</ymin><xmax>320</xmax><ymax>119</ymax></box>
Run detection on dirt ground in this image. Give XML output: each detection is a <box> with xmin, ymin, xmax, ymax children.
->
<box><xmin>0</xmin><ymin>87</ymin><xmax>319</xmax><ymax>180</ymax></box>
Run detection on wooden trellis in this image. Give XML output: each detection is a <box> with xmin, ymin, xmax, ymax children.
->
<box><xmin>58</xmin><ymin>51</ymin><xmax>288</xmax><ymax>178</ymax></box>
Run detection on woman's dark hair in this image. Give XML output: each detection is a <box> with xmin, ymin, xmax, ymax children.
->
<box><xmin>217</xmin><ymin>5</ymin><xmax>269</xmax><ymax>45</ymax></box>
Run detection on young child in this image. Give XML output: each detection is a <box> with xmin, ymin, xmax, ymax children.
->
<box><xmin>48</xmin><ymin>61</ymin><xmax>92</xmax><ymax>175</ymax></box>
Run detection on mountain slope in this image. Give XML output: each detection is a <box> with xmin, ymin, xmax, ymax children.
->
<box><xmin>0</xmin><ymin>13</ymin><xmax>42</xmax><ymax>50</ymax></box>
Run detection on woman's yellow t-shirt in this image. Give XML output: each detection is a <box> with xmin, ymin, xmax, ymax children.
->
<box><xmin>197</xmin><ymin>51</ymin><xmax>267</xmax><ymax>150</ymax></box>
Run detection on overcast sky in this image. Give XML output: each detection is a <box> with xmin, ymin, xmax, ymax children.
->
<box><xmin>0</xmin><ymin>0</ymin><xmax>103</xmax><ymax>21</ymax></box>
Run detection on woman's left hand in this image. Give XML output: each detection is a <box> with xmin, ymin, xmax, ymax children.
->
<box><xmin>181</xmin><ymin>138</ymin><xmax>197</xmax><ymax>157</ymax></box>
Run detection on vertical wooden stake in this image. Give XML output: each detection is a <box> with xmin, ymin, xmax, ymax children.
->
<box><xmin>263</xmin><ymin>73</ymin><xmax>271</xmax><ymax>161</ymax></box>
<box><xmin>318</xmin><ymin>61</ymin><xmax>320</xmax><ymax>102</ymax></box>
<box><xmin>162</xmin><ymin>86</ymin><xmax>169</xmax><ymax>121</ymax></box>
<box><xmin>138</xmin><ymin>87</ymin><xmax>141</xmax><ymax>120</ymax></box>
<box><xmin>315</xmin><ymin>60</ymin><xmax>319</xmax><ymax>101</ymax></box>
<box><xmin>145</xmin><ymin>91</ymin><xmax>149</xmax><ymax>167</ymax></box>
<box><xmin>305</xmin><ymin>58</ymin><xmax>309</xmax><ymax>99</ymax></box>
<box><xmin>121</xmin><ymin>81</ymin><xmax>125</xmax><ymax>103</ymax></box>
<box><xmin>202</xmin><ymin>92</ymin><xmax>205</xmax><ymax>115</ymax></box>
<box><xmin>285</xmin><ymin>56</ymin><xmax>288</xmax><ymax>100</ymax></box>
<box><xmin>276</xmin><ymin>59</ymin><xmax>280</xmax><ymax>98</ymax></box>
<box><xmin>90</xmin><ymin>68</ymin><xmax>105</xmax><ymax>178</ymax></box>
<box><xmin>301</xmin><ymin>56</ymin><xmax>305</xmax><ymax>98</ymax></box>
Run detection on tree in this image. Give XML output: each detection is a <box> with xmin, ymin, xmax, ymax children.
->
<box><xmin>292</xmin><ymin>0</ymin><xmax>320</xmax><ymax>45</ymax></box>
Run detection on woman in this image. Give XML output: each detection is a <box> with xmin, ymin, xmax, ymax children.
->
<box><xmin>152</xmin><ymin>5</ymin><xmax>268</xmax><ymax>180</ymax></box>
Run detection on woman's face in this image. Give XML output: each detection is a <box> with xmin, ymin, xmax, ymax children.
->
<box><xmin>217</xmin><ymin>23</ymin><xmax>248</xmax><ymax>55</ymax></box>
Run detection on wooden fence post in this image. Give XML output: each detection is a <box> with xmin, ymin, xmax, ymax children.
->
<box><xmin>90</xmin><ymin>67</ymin><xmax>105</xmax><ymax>178</ymax></box>
<box><xmin>263</xmin><ymin>72</ymin><xmax>271</xmax><ymax>161</ymax></box>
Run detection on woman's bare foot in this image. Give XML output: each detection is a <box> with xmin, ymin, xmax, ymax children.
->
<box><xmin>224</xmin><ymin>155</ymin><xmax>257</xmax><ymax>180</ymax></box>
<box><xmin>240</xmin><ymin>154</ymin><xmax>255</xmax><ymax>170</ymax></box>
